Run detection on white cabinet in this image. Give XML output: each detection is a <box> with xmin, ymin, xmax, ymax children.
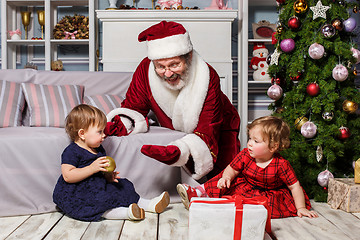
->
<box><xmin>96</xmin><ymin>10</ymin><xmax>237</xmax><ymax>102</ymax></box>
<box><xmin>1</xmin><ymin>0</ymin><xmax>96</xmax><ymax>71</ymax></box>
<box><xmin>238</xmin><ymin>0</ymin><xmax>277</xmax><ymax>147</ymax></box>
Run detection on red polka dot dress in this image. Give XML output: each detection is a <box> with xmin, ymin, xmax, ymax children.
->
<box><xmin>204</xmin><ymin>148</ymin><xmax>311</xmax><ymax>219</ymax></box>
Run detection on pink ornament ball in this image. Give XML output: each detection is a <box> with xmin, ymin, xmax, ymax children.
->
<box><xmin>301</xmin><ymin>121</ymin><xmax>317</xmax><ymax>138</ymax></box>
<box><xmin>332</xmin><ymin>64</ymin><xmax>348</xmax><ymax>81</ymax></box>
<box><xmin>343</xmin><ymin>17</ymin><xmax>356</xmax><ymax>32</ymax></box>
<box><xmin>280</xmin><ymin>39</ymin><xmax>295</xmax><ymax>53</ymax></box>
<box><xmin>267</xmin><ymin>84</ymin><xmax>283</xmax><ymax>100</ymax></box>
<box><xmin>351</xmin><ymin>48</ymin><xmax>360</xmax><ymax>64</ymax></box>
<box><xmin>308</xmin><ymin>43</ymin><xmax>325</xmax><ymax>59</ymax></box>
<box><xmin>317</xmin><ymin>170</ymin><xmax>334</xmax><ymax>187</ymax></box>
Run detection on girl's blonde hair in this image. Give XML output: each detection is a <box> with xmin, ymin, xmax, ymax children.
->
<box><xmin>247</xmin><ymin>116</ymin><xmax>290</xmax><ymax>151</ymax></box>
<box><xmin>65</xmin><ymin>104</ymin><xmax>107</xmax><ymax>142</ymax></box>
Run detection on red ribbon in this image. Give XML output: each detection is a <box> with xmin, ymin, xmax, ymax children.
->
<box><xmin>190</xmin><ymin>196</ymin><xmax>272</xmax><ymax>239</ymax></box>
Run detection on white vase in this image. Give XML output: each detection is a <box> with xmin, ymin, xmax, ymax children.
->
<box><xmin>108</xmin><ymin>0</ymin><xmax>118</xmax><ymax>9</ymax></box>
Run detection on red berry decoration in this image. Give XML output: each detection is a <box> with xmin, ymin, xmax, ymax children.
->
<box><xmin>290</xmin><ymin>71</ymin><xmax>302</xmax><ymax>81</ymax></box>
<box><xmin>306</xmin><ymin>82</ymin><xmax>320</xmax><ymax>96</ymax></box>
<box><xmin>288</xmin><ymin>16</ymin><xmax>301</xmax><ymax>30</ymax></box>
<box><xmin>338</xmin><ymin>126</ymin><xmax>351</xmax><ymax>140</ymax></box>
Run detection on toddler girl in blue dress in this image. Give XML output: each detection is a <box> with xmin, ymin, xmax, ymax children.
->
<box><xmin>53</xmin><ymin>104</ymin><xmax>170</xmax><ymax>221</ymax></box>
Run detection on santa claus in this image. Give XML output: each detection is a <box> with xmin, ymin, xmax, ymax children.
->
<box><xmin>105</xmin><ymin>21</ymin><xmax>240</xmax><ymax>181</ymax></box>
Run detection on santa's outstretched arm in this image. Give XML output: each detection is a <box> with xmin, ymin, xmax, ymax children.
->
<box><xmin>141</xmin><ymin>132</ymin><xmax>215</xmax><ymax>180</ymax></box>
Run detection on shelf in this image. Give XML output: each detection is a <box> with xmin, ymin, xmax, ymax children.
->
<box><xmin>248</xmin><ymin>39</ymin><xmax>272</xmax><ymax>43</ymax></box>
<box><xmin>51</xmin><ymin>39</ymin><xmax>89</xmax><ymax>45</ymax></box>
<box><xmin>248</xmin><ymin>80</ymin><xmax>271</xmax><ymax>84</ymax></box>
<box><xmin>7</xmin><ymin>40</ymin><xmax>45</xmax><ymax>45</ymax></box>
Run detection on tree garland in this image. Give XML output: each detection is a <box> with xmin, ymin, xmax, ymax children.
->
<box><xmin>53</xmin><ymin>14</ymin><xmax>89</xmax><ymax>39</ymax></box>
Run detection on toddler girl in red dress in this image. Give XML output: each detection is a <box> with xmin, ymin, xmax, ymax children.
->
<box><xmin>177</xmin><ymin>116</ymin><xmax>318</xmax><ymax>218</ymax></box>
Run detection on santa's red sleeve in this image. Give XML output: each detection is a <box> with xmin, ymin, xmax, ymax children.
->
<box><xmin>106</xmin><ymin>58</ymin><xmax>151</xmax><ymax>135</ymax></box>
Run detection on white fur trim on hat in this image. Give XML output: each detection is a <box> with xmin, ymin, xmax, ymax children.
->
<box><xmin>106</xmin><ymin>108</ymin><xmax>148</xmax><ymax>135</ymax></box>
<box><xmin>169</xmin><ymin>133</ymin><xmax>213</xmax><ymax>180</ymax></box>
<box><xmin>147</xmin><ymin>32</ymin><xmax>193</xmax><ymax>60</ymax></box>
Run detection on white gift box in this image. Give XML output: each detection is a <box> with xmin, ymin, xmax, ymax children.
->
<box><xmin>188</xmin><ymin>197</ymin><xmax>271</xmax><ymax>240</ymax></box>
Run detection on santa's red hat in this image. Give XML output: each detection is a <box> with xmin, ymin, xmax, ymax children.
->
<box><xmin>253</xmin><ymin>42</ymin><xmax>266</xmax><ymax>51</ymax></box>
<box><xmin>138</xmin><ymin>21</ymin><xmax>193</xmax><ymax>60</ymax></box>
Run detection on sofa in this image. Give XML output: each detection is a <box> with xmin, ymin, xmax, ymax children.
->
<box><xmin>0</xmin><ymin>69</ymin><xmax>198</xmax><ymax>217</ymax></box>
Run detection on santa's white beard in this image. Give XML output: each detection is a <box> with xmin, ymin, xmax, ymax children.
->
<box><xmin>159</xmin><ymin>67</ymin><xmax>190</xmax><ymax>91</ymax></box>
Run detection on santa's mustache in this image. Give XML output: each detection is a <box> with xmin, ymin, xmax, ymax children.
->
<box><xmin>164</xmin><ymin>73</ymin><xmax>180</xmax><ymax>81</ymax></box>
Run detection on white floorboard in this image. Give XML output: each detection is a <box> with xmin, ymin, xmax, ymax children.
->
<box><xmin>1</xmin><ymin>202</ymin><xmax>360</xmax><ymax>240</ymax></box>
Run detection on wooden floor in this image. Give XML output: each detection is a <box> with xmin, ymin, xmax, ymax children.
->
<box><xmin>1</xmin><ymin>201</ymin><xmax>360</xmax><ymax>240</ymax></box>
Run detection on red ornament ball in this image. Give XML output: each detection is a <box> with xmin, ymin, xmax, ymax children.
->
<box><xmin>306</xmin><ymin>82</ymin><xmax>320</xmax><ymax>96</ymax></box>
<box><xmin>339</xmin><ymin>126</ymin><xmax>351</xmax><ymax>140</ymax></box>
<box><xmin>288</xmin><ymin>16</ymin><xmax>301</xmax><ymax>30</ymax></box>
<box><xmin>276</xmin><ymin>0</ymin><xmax>286</xmax><ymax>4</ymax></box>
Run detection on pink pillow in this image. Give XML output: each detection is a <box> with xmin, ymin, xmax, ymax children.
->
<box><xmin>84</xmin><ymin>94</ymin><xmax>123</xmax><ymax>115</ymax></box>
<box><xmin>0</xmin><ymin>80</ymin><xmax>25</xmax><ymax>127</ymax></box>
<box><xmin>21</xmin><ymin>82</ymin><xmax>84</xmax><ymax>127</ymax></box>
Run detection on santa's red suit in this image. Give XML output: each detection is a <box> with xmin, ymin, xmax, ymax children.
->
<box><xmin>105</xmin><ymin>21</ymin><xmax>240</xmax><ymax>180</ymax></box>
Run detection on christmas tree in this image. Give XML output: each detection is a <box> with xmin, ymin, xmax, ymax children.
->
<box><xmin>268</xmin><ymin>0</ymin><xmax>360</xmax><ymax>201</ymax></box>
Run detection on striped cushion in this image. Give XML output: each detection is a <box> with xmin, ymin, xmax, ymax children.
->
<box><xmin>21</xmin><ymin>83</ymin><xmax>84</xmax><ymax>127</ymax></box>
<box><xmin>0</xmin><ymin>80</ymin><xmax>25</xmax><ymax>127</ymax></box>
<box><xmin>84</xmin><ymin>94</ymin><xmax>123</xmax><ymax>115</ymax></box>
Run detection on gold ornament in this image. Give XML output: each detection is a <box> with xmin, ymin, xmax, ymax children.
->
<box><xmin>294</xmin><ymin>0</ymin><xmax>308</xmax><ymax>14</ymax></box>
<box><xmin>104</xmin><ymin>156</ymin><xmax>116</xmax><ymax>172</ymax></box>
<box><xmin>295</xmin><ymin>116</ymin><xmax>308</xmax><ymax>130</ymax></box>
<box><xmin>342</xmin><ymin>100</ymin><xmax>359</xmax><ymax>113</ymax></box>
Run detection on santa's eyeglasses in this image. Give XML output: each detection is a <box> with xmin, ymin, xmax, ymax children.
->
<box><xmin>154</xmin><ymin>62</ymin><xmax>182</xmax><ymax>73</ymax></box>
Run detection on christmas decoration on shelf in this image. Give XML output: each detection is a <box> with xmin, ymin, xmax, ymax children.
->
<box><xmin>53</xmin><ymin>15</ymin><xmax>89</xmax><ymax>40</ymax></box>
<box><xmin>250</xmin><ymin>43</ymin><xmax>272</xmax><ymax>81</ymax></box>
<box><xmin>268</xmin><ymin>0</ymin><xmax>360</xmax><ymax>201</ymax></box>
<box><xmin>252</xmin><ymin>20</ymin><xmax>276</xmax><ymax>39</ymax></box>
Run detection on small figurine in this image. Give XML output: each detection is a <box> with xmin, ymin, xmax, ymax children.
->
<box><xmin>51</xmin><ymin>60</ymin><xmax>64</xmax><ymax>71</ymax></box>
<box><xmin>8</xmin><ymin>29</ymin><xmax>21</xmax><ymax>40</ymax></box>
<box><xmin>250</xmin><ymin>43</ymin><xmax>271</xmax><ymax>81</ymax></box>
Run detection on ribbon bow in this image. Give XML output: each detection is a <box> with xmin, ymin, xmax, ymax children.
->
<box><xmin>64</xmin><ymin>31</ymin><xmax>78</xmax><ymax>40</ymax></box>
<box><xmin>8</xmin><ymin>29</ymin><xmax>21</xmax><ymax>37</ymax></box>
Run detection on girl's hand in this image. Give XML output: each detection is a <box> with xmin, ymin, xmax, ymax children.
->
<box><xmin>217</xmin><ymin>177</ymin><xmax>231</xmax><ymax>189</ymax></box>
<box><xmin>297</xmin><ymin>207</ymin><xmax>319</xmax><ymax>218</ymax></box>
<box><xmin>90</xmin><ymin>156</ymin><xmax>109</xmax><ymax>173</ymax></box>
<box><xmin>104</xmin><ymin>171</ymin><xmax>120</xmax><ymax>183</ymax></box>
